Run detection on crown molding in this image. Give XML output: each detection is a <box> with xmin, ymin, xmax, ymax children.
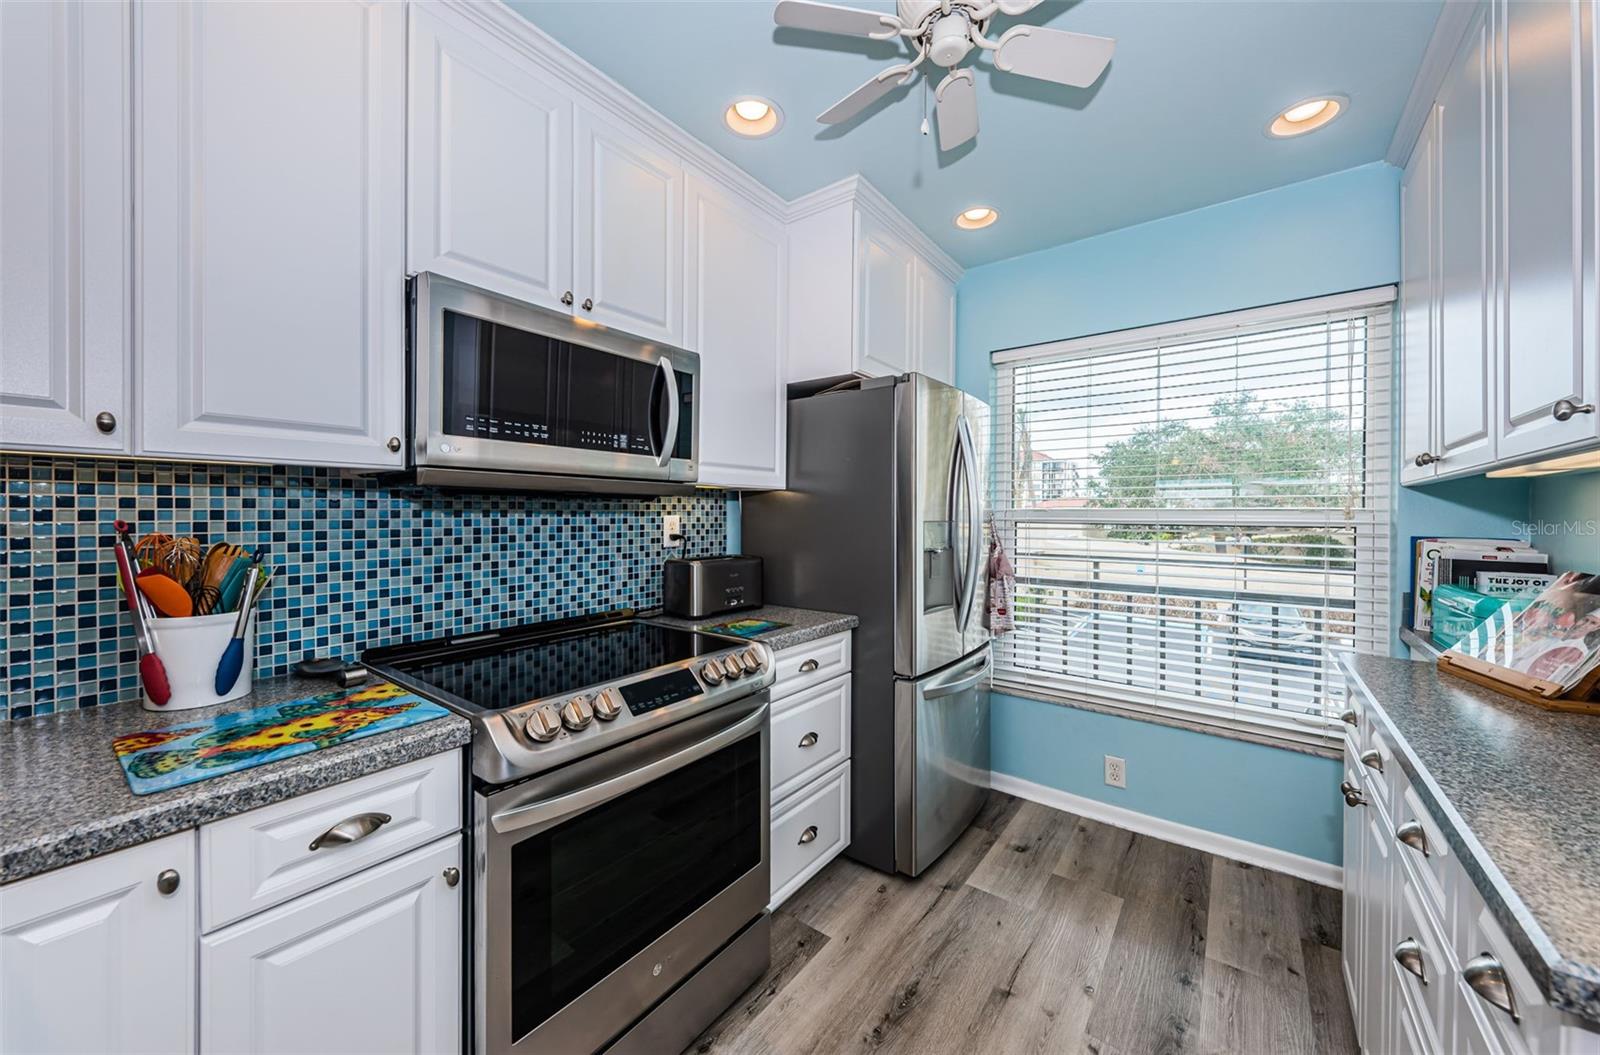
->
<box><xmin>446</xmin><ymin>2</ymin><xmax>965</xmax><ymax>285</ymax></box>
<box><xmin>1386</xmin><ymin>0</ymin><xmax>1479</xmax><ymax>167</ymax></box>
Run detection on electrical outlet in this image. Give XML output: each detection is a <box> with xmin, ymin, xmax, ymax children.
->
<box><xmin>1104</xmin><ymin>755</ymin><xmax>1127</xmax><ymax>789</ymax></box>
<box><xmin>663</xmin><ymin>514</ymin><xmax>682</xmax><ymax>548</ymax></box>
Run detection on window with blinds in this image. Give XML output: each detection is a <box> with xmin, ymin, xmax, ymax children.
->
<box><xmin>990</xmin><ymin>288</ymin><xmax>1394</xmax><ymax>747</ymax></box>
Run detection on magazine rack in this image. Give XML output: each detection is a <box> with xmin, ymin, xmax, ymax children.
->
<box><xmin>1437</xmin><ymin>652</ymin><xmax>1600</xmax><ymax>715</ymax></box>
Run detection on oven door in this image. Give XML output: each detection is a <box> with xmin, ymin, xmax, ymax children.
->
<box><xmin>413</xmin><ymin>273</ymin><xmax>698</xmax><ymax>483</ymax></box>
<box><xmin>475</xmin><ymin>695</ymin><xmax>769</xmax><ymax>1055</ymax></box>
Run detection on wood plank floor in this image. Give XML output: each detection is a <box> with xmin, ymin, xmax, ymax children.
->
<box><xmin>689</xmin><ymin>792</ymin><xmax>1355</xmax><ymax>1055</ymax></box>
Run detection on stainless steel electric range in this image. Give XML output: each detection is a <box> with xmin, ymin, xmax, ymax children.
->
<box><xmin>364</xmin><ymin>612</ymin><xmax>775</xmax><ymax>1055</ymax></box>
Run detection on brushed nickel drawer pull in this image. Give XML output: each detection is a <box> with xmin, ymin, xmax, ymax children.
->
<box><xmin>1395</xmin><ymin>821</ymin><xmax>1430</xmax><ymax>857</ymax></box>
<box><xmin>798</xmin><ymin>731</ymin><xmax>819</xmax><ymax>748</ymax></box>
<box><xmin>1394</xmin><ymin>938</ymin><xmax>1426</xmax><ymax>984</ymax></box>
<box><xmin>1552</xmin><ymin>398</ymin><xmax>1595</xmax><ymax>421</ymax></box>
<box><xmin>798</xmin><ymin>659</ymin><xmax>820</xmax><ymax>673</ymax></box>
<box><xmin>309</xmin><ymin>811</ymin><xmax>392</xmax><ymax>851</ymax></box>
<box><xmin>1340</xmin><ymin>780</ymin><xmax>1365</xmax><ymax>808</ymax></box>
<box><xmin>1359</xmin><ymin>748</ymin><xmax>1383</xmax><ymax>774</ymax></box>
<box><xmin>798</xmin><ymin>825</ymin><xmax>819</xmax><ymax>845</ymax></box>
<box><xmin>1463</xmin><ymin>955</ymin><xmax>1520</xmax><ymax>1021</ymax></box>
<box><xmin>1339</xmin><ymin>709</ymin><xmax>1357</xmax><ymax>726</ymax></box>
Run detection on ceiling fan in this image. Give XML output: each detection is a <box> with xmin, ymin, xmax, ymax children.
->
<box><xmin>774</xmin><ymin>0</ymin><xmax>1115</xmax><ymax>151</ymax></box>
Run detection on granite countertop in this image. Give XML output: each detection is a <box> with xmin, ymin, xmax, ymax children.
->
<box><xmin>1339</xmin><ymin>652</ymin><xmax>1600</xmax><ymax>1023</ymax></box>
<box><xmin>0</xmin><ymin>675</ymin><xmax>472</xmax><ymax>886</ymax></box>
<box><xmin>650</xmin><ymin>604</ymin><xmax>858</xmax><ymax>651</ymax></box>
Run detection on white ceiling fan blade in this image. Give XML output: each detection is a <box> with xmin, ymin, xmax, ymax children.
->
<box><xmin>935</xmin><ymin>68</ymin><xmax>978</xmax><ymax>150</ymax></box>
<box><xmin>994</xmin><ymin>0</ymin><xmax>1044</xmax><ymax>15</ymax></box>
<box><xmin>817</xmin><ymin>65</ymin><xmax>916</xmax><ymax>124</ymax></box>
<box><xmin>993</xmin><ymin>25</ymin><xmax>1115</xmax><ymax>88</ymax></box>
<box><xmin>774</xmin><ymin>0</ymin><xmax>901</xmax><ymax>39</ymax></box>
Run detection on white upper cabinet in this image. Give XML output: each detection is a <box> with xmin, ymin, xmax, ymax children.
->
<box><xmin>136</xmin><ymin>0</ymin><xmax>407</xmax><ymax>469</ymax></box>
<box><xmin>854</xmin><ymin>210</ymin><xmax>916</xmax><ymax>378</ymax></box>
<box><xmin>408</xmin><ymin>2</ymin><xmax>573</xmax><ymax>314</ymax></box>
<box><xmin>686</xmin><ymin>172</ymin><xmax>787</xmax><ymax>489</ymax></box>
<box><xmin>574</xmin><ymin>108</ymin><xmax>685</xmax><ymax>345</ymax></box>
<box><xmin>913</xmin><ymin>255</ymin><xmax>957</xmax><ymax>385</ymax></box>
<box><xmin>0</xmin><ymin>0</ymin><xmax>130</xmax><ymax>455</ymax></box>
<box><xmin>1435</xmin><ymin>7</ymin><xmax>1495</xmax><ymax>473</ymax></box>
<box><xmin>1</xmin><ymin>833</ymin><xmax>196</xmax><ymax>1055</ymax></box>
<box><xmin>785</xmin><ymin>185</ymin><xmax>963</xmax><ymax>386</ymax></box>
<box><xmin>1400</xmin><ymin>107</ymin><xmax>1439</xmax><ymax>485</ymax></box>
<box><xmin>1496</xmin><ymin>0</ymin><xmax>1596</xmax><ymax>460</ymax></box>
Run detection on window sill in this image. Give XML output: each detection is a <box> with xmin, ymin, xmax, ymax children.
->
<box><xmin>989</xmin><ymin>677</ymin><xmax>1343</xmax><ymax>760</ymax></box>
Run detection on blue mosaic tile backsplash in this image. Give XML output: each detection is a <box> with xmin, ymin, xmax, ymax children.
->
<box><xmin>1</xmin><ymin>456</ymin><xmax>729</xmax><ymax>720</ymax></box>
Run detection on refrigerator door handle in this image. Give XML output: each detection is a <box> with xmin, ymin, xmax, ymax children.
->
<box><xmin>956</xmin><ymin>414</ymin><xmax>982</xmax><ymax>633</ymax></box>
<box><xmin>947</xmin><ymin>419</ymin><xmax>967</xmax><ymax>624</ymax></box>
<box><xmin>923</xmin><ymin>648</ymin><xmax>993</xmax><ymax>699</ymax></box>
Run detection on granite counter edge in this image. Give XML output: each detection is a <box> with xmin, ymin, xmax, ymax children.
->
<box><xmin>1</xmin><ymin>718</ymin><xmax>471</xmax><ymax>886</ymax></box>
<box><xmin>1338</xmin><ymin>654</ymin><xmax>1600</xmax><ymax>1025</ymax></box>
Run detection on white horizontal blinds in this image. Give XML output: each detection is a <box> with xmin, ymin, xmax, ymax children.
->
<box><xmin>991</xmin><ymin>291</ymin><xmax>1394</xmax><ymax>745</ymax></box>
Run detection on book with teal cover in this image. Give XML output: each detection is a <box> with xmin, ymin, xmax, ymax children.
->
<box><xmin>112</xmin><ymin>682</ymin><xmax>450</xmax><ymax>795</ymax></box>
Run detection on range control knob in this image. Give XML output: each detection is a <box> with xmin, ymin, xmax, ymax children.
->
<box><xmin>701</xmin><ymin>659</ymin><xmax>726</xmax><ymax>685</ymax></box>
<box><xmin>592</xmin><ymin>691</ymin><xmax>622</xmax><ymax>722</ymax></box>
<box><xmin>721</xmin><ymin>654</ymin><xmax>745</xmax><ymax>679</ymax></box>
<box><xmin>740</xmin><ymin>647</ymin><xmax>763</xmax><ymax>673</ymax></box>
<box><xmin>560</xmin><ymin>695</ymin><xmax>595</xmax><ymax>731</ymax></box>
<box><xmin>523</xmin><ymin>706</ymin><xmax>561</xmax><ymax>743</ymax></box>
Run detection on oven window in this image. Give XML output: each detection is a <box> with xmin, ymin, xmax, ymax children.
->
<box><xmin>441</xmin><ymin>310</ymin><xmax>557</xmax><ymax>445</ymax></box>
<box><xmin>508</xmin><ymin>734</ymin><xmax>761</xmax><ymax>1043</ymax></box>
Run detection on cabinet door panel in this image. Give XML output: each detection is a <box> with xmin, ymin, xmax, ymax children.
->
<box><xmin>1341</xmin><ymin>754</ymin><xmax>1366</xmax><ymax>1039</ymax></box>
<box><xmin>913</xmin><ymin>256</ymin><xmax>956</xmax><ymax>385</ymax></box>
<box><xmin>1400</xmin><ymin>108</ymin><xmax>1439</xmax><ymax>484</ymax></box>
<box><xmin>136</xmin><ymin>0</ymin><xmax>406</xmax><ymax>468</ymax></box>
<box><xmin>201</xmin><ymin>836</ymin><xmax>461</xmax><ymax>1055</ymax></box>
<box><xmin>0</xmin><ymin>833</ymin><xmax>196</xmax><ymax>1054</ymax></box>
<box><xmin>0</xmin><ymin>0</ymin><xmax>129</xmax><ymax>454</ymax></box>
<box><xmin>1436</xmin><ymin>8</ymin><xmax>1495</xmax><ymax>471</ymax></box>
<box><xmin>408</xmin><ymin>4</ymin><xmax>573</xmax><ymax>312</ymax></box>
<box><xmin>1498</xmin><ymin>0</ymin><xmax>1594</xmax><ymax>458</ymax></box>
<box><xmin>855</xmin><ymin>212</ymin><xmax>915</xmax><ymax>377</ymax></box>
<box><xmin>574</xmin><ymin>109</ymin><xmax>684</xmax><ymax>344</ymax></box>
<box><xmin>686</xmin><ymin>173</ymin><xmax>786</xmax><ymax>488</ymax></box>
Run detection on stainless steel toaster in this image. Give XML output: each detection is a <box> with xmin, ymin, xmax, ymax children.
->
<box><xmin>662</xmin><ymin>556</ymin><xmax>763</xmax><ymax>619</ymax></box>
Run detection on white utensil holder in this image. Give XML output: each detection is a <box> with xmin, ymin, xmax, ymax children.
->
<box><xmin>142</xmin><ymin>610</ymin><xmax>257</xmax><ymax>712</ymax></box>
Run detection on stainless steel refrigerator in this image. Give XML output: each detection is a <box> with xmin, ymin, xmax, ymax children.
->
<box><xmin>743</xmin><ymin>373</ymin><xmax>991</xmax><ymax>877</ymax></box>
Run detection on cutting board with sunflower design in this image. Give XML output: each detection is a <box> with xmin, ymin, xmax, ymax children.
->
<box><xmin>113</xmin><ymin>681</ymin><xmax>451</xmax><ymax>795</ymax></box>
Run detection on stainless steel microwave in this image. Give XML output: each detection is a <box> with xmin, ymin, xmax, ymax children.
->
<box><xmin>407</xmin><ymin>274</ymin><xmax>698</xmax><ymax>493</ymax></box>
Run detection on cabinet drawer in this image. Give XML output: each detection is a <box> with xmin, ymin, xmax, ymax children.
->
<box><xmin>770</xmin><ymin>632</ymin><xmax>852</xmax><ymax>702</ymax></box>
<box><xmin>200</xmin><ymin>751</ymin><xmax>462</xmax><ymax>931</ymax></box>
<box><xmin>1454</xmin><ymin>896</ymin><xmax>1540</xmax><ymax>1055</ymax></box>
<box><xmin>770</xmin><ymin>761</ymin><xmax>850</xmax><ymax>909</ymax></box>
<box><xmin>771</xmin><ymin>674</ymin><xmax>851</xmax><ymax>802</ymax></box>
<box><xmin>1393</xmin><ymin>871</ymin><xmax>1451</xmax><ymax>1052</ymax></box>
<box><xmin>1360</xmin><ymin>726</ymin><xmax>1398</xmax><ymax>814</ymax></box>
<box><xmin>1393</xmin><ymin>785</ymin><xmax>1451</xmax><ymax>928</ymax></box>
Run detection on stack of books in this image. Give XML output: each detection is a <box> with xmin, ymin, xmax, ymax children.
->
<box><xmin>1411</xmin><ymin>537</ymin><xmax>1551</xmax><ymax>635</ymax></box>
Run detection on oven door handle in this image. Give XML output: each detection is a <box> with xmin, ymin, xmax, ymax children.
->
<box><xmin>489</xmin><ymin>699</ymin><xmax>767</xmax><ymax>835</ymax></box>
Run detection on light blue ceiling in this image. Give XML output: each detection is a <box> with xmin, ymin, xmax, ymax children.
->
<box><xmin>509</xmin><ymin>0</ymin><xmax>1440</xmax><ymax>268</ymax></box>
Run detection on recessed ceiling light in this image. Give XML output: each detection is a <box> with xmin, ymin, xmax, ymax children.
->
<box><xmin>955</xmin><ymin>206</ymin><xmax>999</xmax><ymax>230</ymax></box>
<box><xmin>1267</xmin><ymin>95</ymin><xmax>1347</xmax><ymax>138</ymax></box>
<box><xmin>724</xmin><ymin>96</ymin><xmax>783</xmax><ymax>138</ymax></box>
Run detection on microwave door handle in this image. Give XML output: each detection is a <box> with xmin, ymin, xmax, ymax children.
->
<box><xmin>489</xmin><ymin>698</ymin><xmax>766</xmax><ymax>835</ymax></box>
<box><xmin>654</xmin><ymin>356</ymin><xmax>680</xmax><ymax>468</ymax></box>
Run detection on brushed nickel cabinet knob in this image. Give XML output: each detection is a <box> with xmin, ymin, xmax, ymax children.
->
<box><xmin>581</xmin><ymin>297</ymin><xmax>593</xmax><ymax>312</ymax></box>
<box><xmin>386</xmin><ymin>436</ymin><xmax>402</xmax><ymax>453</ymax></box>
<box><xmin>442</xmin><ymin>867</ymin><xmax>460</xmax><ymax>888</ymax></box>
<box><xmin>95</xmin><ymin>411</ymin><xmax>116</xmax><ymax>434</ymax></box>
<box><xmin>1414</xmin><ymin>452</ymin><xmax>1440</xmax><ymax>467</ymax></box>
<box><xmin>560</xmin><ymin>290</ymin><xmax>574</xmax><ymax>306</ymax></box>
<box><xmin>1553</xmin><ymin>398</ymin><xmax>1595</xmax><ymax>421</ymax></box>
<box><xmin>156</xmin><ymin>869</ymin><xmax>180</xmax><ymax>895</ymax></box>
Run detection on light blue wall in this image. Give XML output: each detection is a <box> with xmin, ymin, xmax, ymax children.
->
<box><xmin>956</xmin><ymin>161</ymin><xmax>1528</xmax><ymax>865</ymax></box>
<box><xmin>994</xmin><ymin>693</ymin><xmax>1344</xmax><ymax>863</ymax></box>
<box><xmin>1528</xmin><ymin>473</ymin><xmax>1600</xmax><ymax>573</ymax></box>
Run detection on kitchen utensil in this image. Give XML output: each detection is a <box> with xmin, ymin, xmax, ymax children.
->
<box><xmin>294</xmin><ymin>657</ymin><xmax>369</xmax><ymax>688</ymax></box>
<box><xmin>215</xmin><ymin>556</ymin><xmax>255</xmax><ymax>612</ymax></box>
<box><xmin>136</xmin><ymin>533</ymin><xmax>203</xmax><ymax>587</ymax></box>
<box><xmin>136</xmin><ymin>570</ymin><xmax>194</xmax><ymax>618</ymax></box>
<box><xmin>113</xmin><ymin>520</ymin><xmax>171</xmax><ymax>706</ymax></box>
<box><xmin>194</xmin><ymin>542</ymin><xmax>246</xmax><ymax>614</ymax></box>
<box><xmin>214</xmin><ymin>566</ymin><xmax>266</xmax><ymax>695</ymax></box>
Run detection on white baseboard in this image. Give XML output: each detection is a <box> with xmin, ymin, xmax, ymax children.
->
<box><xmin>989</xmin><ymin>772</ymin><xmax>1343</xmax><ymax>889</ymax></box>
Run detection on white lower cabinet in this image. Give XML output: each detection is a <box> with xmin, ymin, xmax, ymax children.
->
<box><xmin>0</xmin><ymin>833</ymin><xmax>197</xmax><ymax>1055</ymax></box>
<box><xmin>201</xmin><ymin>835</ymin><xmax>462</xmax><ymax>1055</ymax></box>
<box><xmin>1340</xmin><ymin>698</ymin><xmax>1600</xmax><ymax>1055</ymax></box>
<box><xmin>766</xmin><ymin>631</ymin><xmax>854</xmax><ymax>908</ymax></box>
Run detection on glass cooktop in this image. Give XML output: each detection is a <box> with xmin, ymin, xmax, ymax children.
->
<box><xmin>386</xmin><ymin>621</ymin><xmax>725</xmax><ymax>715</ymax></box>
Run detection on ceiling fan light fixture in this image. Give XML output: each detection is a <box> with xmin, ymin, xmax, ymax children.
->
<box><xmin>1267</xmin><ymin>95</ymin><xmax>1347</xmax><ymax>138</ymax></box>
<box><xmin>725</xmin><ymin>96</ymin><xmax>784</xmax><ymax>138</ymax></box>
<box><xmin>955</xmin><ymin>206</ymin><xmax>998</xmax><ymax>230</ymax></box>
